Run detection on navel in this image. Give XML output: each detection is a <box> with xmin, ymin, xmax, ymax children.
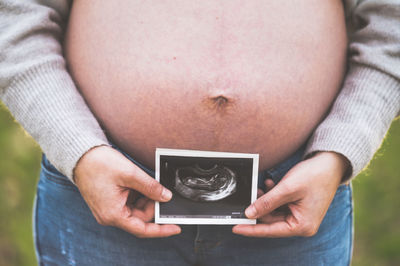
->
<box><xmin>202</xmin><ymin>94</ymin><xmax>235</xmax><ymax>114</ymax></box>
<box><xmin>212</xmin><ymin>95</ymin><xmax>229</xmax><ymax>107</ymax></box>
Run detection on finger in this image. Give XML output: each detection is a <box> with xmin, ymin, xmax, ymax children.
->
<box><xmin>245</xmin><ymin>184</ymin><xmax>294</xmax><ymax>219</ymax></box>
<box><xmin>133</xmin><ymin>197</ymin><xmax>148</xmax><ymax>209</ymax></box>
<box><xmin>258</xmin><ymin>213</ymin><xmax>286</xmax><ymax>224</ymax></box>
<box><xmin>233</xmin><ymin>221</ymin><xmax>297</xmax><ymax>238</ymax></box>
<box><xmin>257</xmin><ymin>189</ymin><xmax>264</xmax><ymax>198</ymax></box>
<box><xmin>129</xmin><ymin>209</ymin><xmax>149</xmax><ymax>221</ymax></box>
<box><xmin>121</xmin><ymin>166</ymin><xmax>172</xmax><ymax>202</ymax></box>
<box><xmin>126</xmin><ymin>190</ymin><xmax>140</xmax><ymax>207</ymax></box>
<box><xmin>116</xmin><ymin>216</ymin><xmax>181</xmax><ymax>238</ymax></box>
<box><xmin>142</xmin><ymin>200</ymin><xmax>155</xmax><ymax>221</ymax></box>
<box><xmin>264</xmin><ymin>179</ymin><xmax>275</xmax><ymax>191</ymax></box>
<box><xmin>140</xmin><ymin>223</ymin><xmax>181</xmax><ymax>238</ymax></box>
<box><xmin>131</xmin><ymin>199</ymin><xmax>155</xmax><ymax>222</ymax></box>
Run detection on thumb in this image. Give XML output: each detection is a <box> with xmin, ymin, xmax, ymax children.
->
<box><xmin>245</xmin><ymin>182</ymin><xmax>294</xmax><ymax>219</ymax></box>
<box><xmin>121</xmin><ymin>166</ymin><xmax>172</xmax><ymax>202</ymax></box>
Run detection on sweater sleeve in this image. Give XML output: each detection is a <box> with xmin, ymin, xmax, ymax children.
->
<box><xmin>0</xmin><ymin>0</ymin><xmax>110</xmax><ymax>182</ymax></box>
<box><xmin>304</xmin><ymin>0</ymin><xmax>400</xmax><ymax>181</ymax></box>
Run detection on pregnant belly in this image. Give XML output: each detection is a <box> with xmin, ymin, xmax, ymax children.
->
<box><xmin>65</xmin><ymin>0</ymin><xmax>347</xmax><ymax>171</ymax></box>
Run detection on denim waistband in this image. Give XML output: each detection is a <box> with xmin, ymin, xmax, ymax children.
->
<box><xmin>42</xmin><ymin>144</ymin><xmax>306</xmax><ymax>188</ymax></box>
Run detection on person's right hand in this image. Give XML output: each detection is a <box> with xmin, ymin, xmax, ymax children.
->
<box><xmin>73</xmin><ymin>145</ymin><xmax>181</xmax><ymax>238</ymax></box>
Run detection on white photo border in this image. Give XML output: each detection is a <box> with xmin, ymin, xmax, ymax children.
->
<box><xmin>155</xmin><ymin>148</ymin><xmax>259</xmax><ymax>225</ymax></box>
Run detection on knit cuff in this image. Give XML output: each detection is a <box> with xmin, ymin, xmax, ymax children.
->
<box><xmin>304</xmin><ymin>64</ymin><xmax>400</xmax><ymax>183</ymax></box>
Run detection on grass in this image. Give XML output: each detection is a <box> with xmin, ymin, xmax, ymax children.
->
<box><xmin>0</xmin><ymin>103</ymin><xmax>399</xmax><ymax>266</ymax></box>
<box><xmin>352</xmin><ymin>118</ymin><xmax>400</xmax><ymax>266</ymax></box>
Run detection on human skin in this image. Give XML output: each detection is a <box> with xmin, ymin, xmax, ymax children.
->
<box><xmin>65</xmin><ymin>0</ymin><xmax>347</xmax><ymax>171</ymax></box>
<box><xmin>233</xmin><ymin>151</ymin><xmax>349</xmax><ymax>237</ymax></box>
<box><xmin>74</xmin><ymin>146</ymin><xmax>181</xmax><ymax>238</ymax></box>
<box><xmin>69</xmin><ymin>0</ymin><xmax>348</xmax><ymax>238</ymax></box>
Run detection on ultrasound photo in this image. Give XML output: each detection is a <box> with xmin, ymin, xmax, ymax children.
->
<box><xmin>155</xmin><ymin>149</ymin><xmax>259</xmax><ymax>225</ymax></box>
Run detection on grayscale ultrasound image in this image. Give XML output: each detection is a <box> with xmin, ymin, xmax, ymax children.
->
<box><xmin>174</xmin><ymin>164</ymin><xmax>237</xmax><ymax>202</ymax></box>
<box><xmin>159</xmin><ymin>155</ymin><xmax>254</xmax><ymax>219</ymax></box>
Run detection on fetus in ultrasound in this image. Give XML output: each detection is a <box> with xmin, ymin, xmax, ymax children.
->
<box><xmin>174</xmin><ymin>163</ymin><xmax>237</xmax><ymax>202</ymax></box>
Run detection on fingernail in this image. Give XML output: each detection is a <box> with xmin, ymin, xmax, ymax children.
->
<box><xmin>232</xmin><ymin>225</ymin><xmax>240</xmax><ymax>233</ymax></box>
<box><xmin>174</xmin><ymin>226</ymin><xmax>182</xmax><ymax>234</ymax></box>
<box><xmin>245</xmin><ymin>205</ymin><xmax>257</xmax><ymax>218</ymax></box>
<box><xmin>161</xmin><ymin>189</ymin><xmax>172</xmax><ymax>201</ymax></box>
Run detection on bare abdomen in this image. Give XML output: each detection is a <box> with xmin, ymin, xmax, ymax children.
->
<box><xmin>65</xmin><ymin>0</ymin><xmax>347</xmax><ymax>171</ymax></box>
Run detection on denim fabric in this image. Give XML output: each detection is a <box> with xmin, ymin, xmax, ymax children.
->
<box><xmin>34</xmin><ymin>147</ymin><xmax>353</xmax><ymax>266</ymax></box>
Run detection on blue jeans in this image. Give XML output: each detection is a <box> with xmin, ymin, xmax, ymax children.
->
<box><xmin>34</xmin><ymin>146</ymin><xmax>353</xmax><ymax>266</ymax></box>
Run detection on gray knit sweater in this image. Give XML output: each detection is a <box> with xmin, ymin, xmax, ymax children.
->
<box><xmin>1</xmin><ymin>0</ymin><xmax>399</xmax><ymax>183</ymax></box>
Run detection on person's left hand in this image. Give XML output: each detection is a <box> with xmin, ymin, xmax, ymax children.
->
<box><xmin>232</xmin><ymin>151</ymin><xmax>350</xmax><ymax>238</ymax></box>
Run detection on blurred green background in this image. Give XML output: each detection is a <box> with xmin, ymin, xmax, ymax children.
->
<box><xmin>0</xmin><ymin>103</ymin><xmax>399</xmax><ymax>266</ymax></box>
